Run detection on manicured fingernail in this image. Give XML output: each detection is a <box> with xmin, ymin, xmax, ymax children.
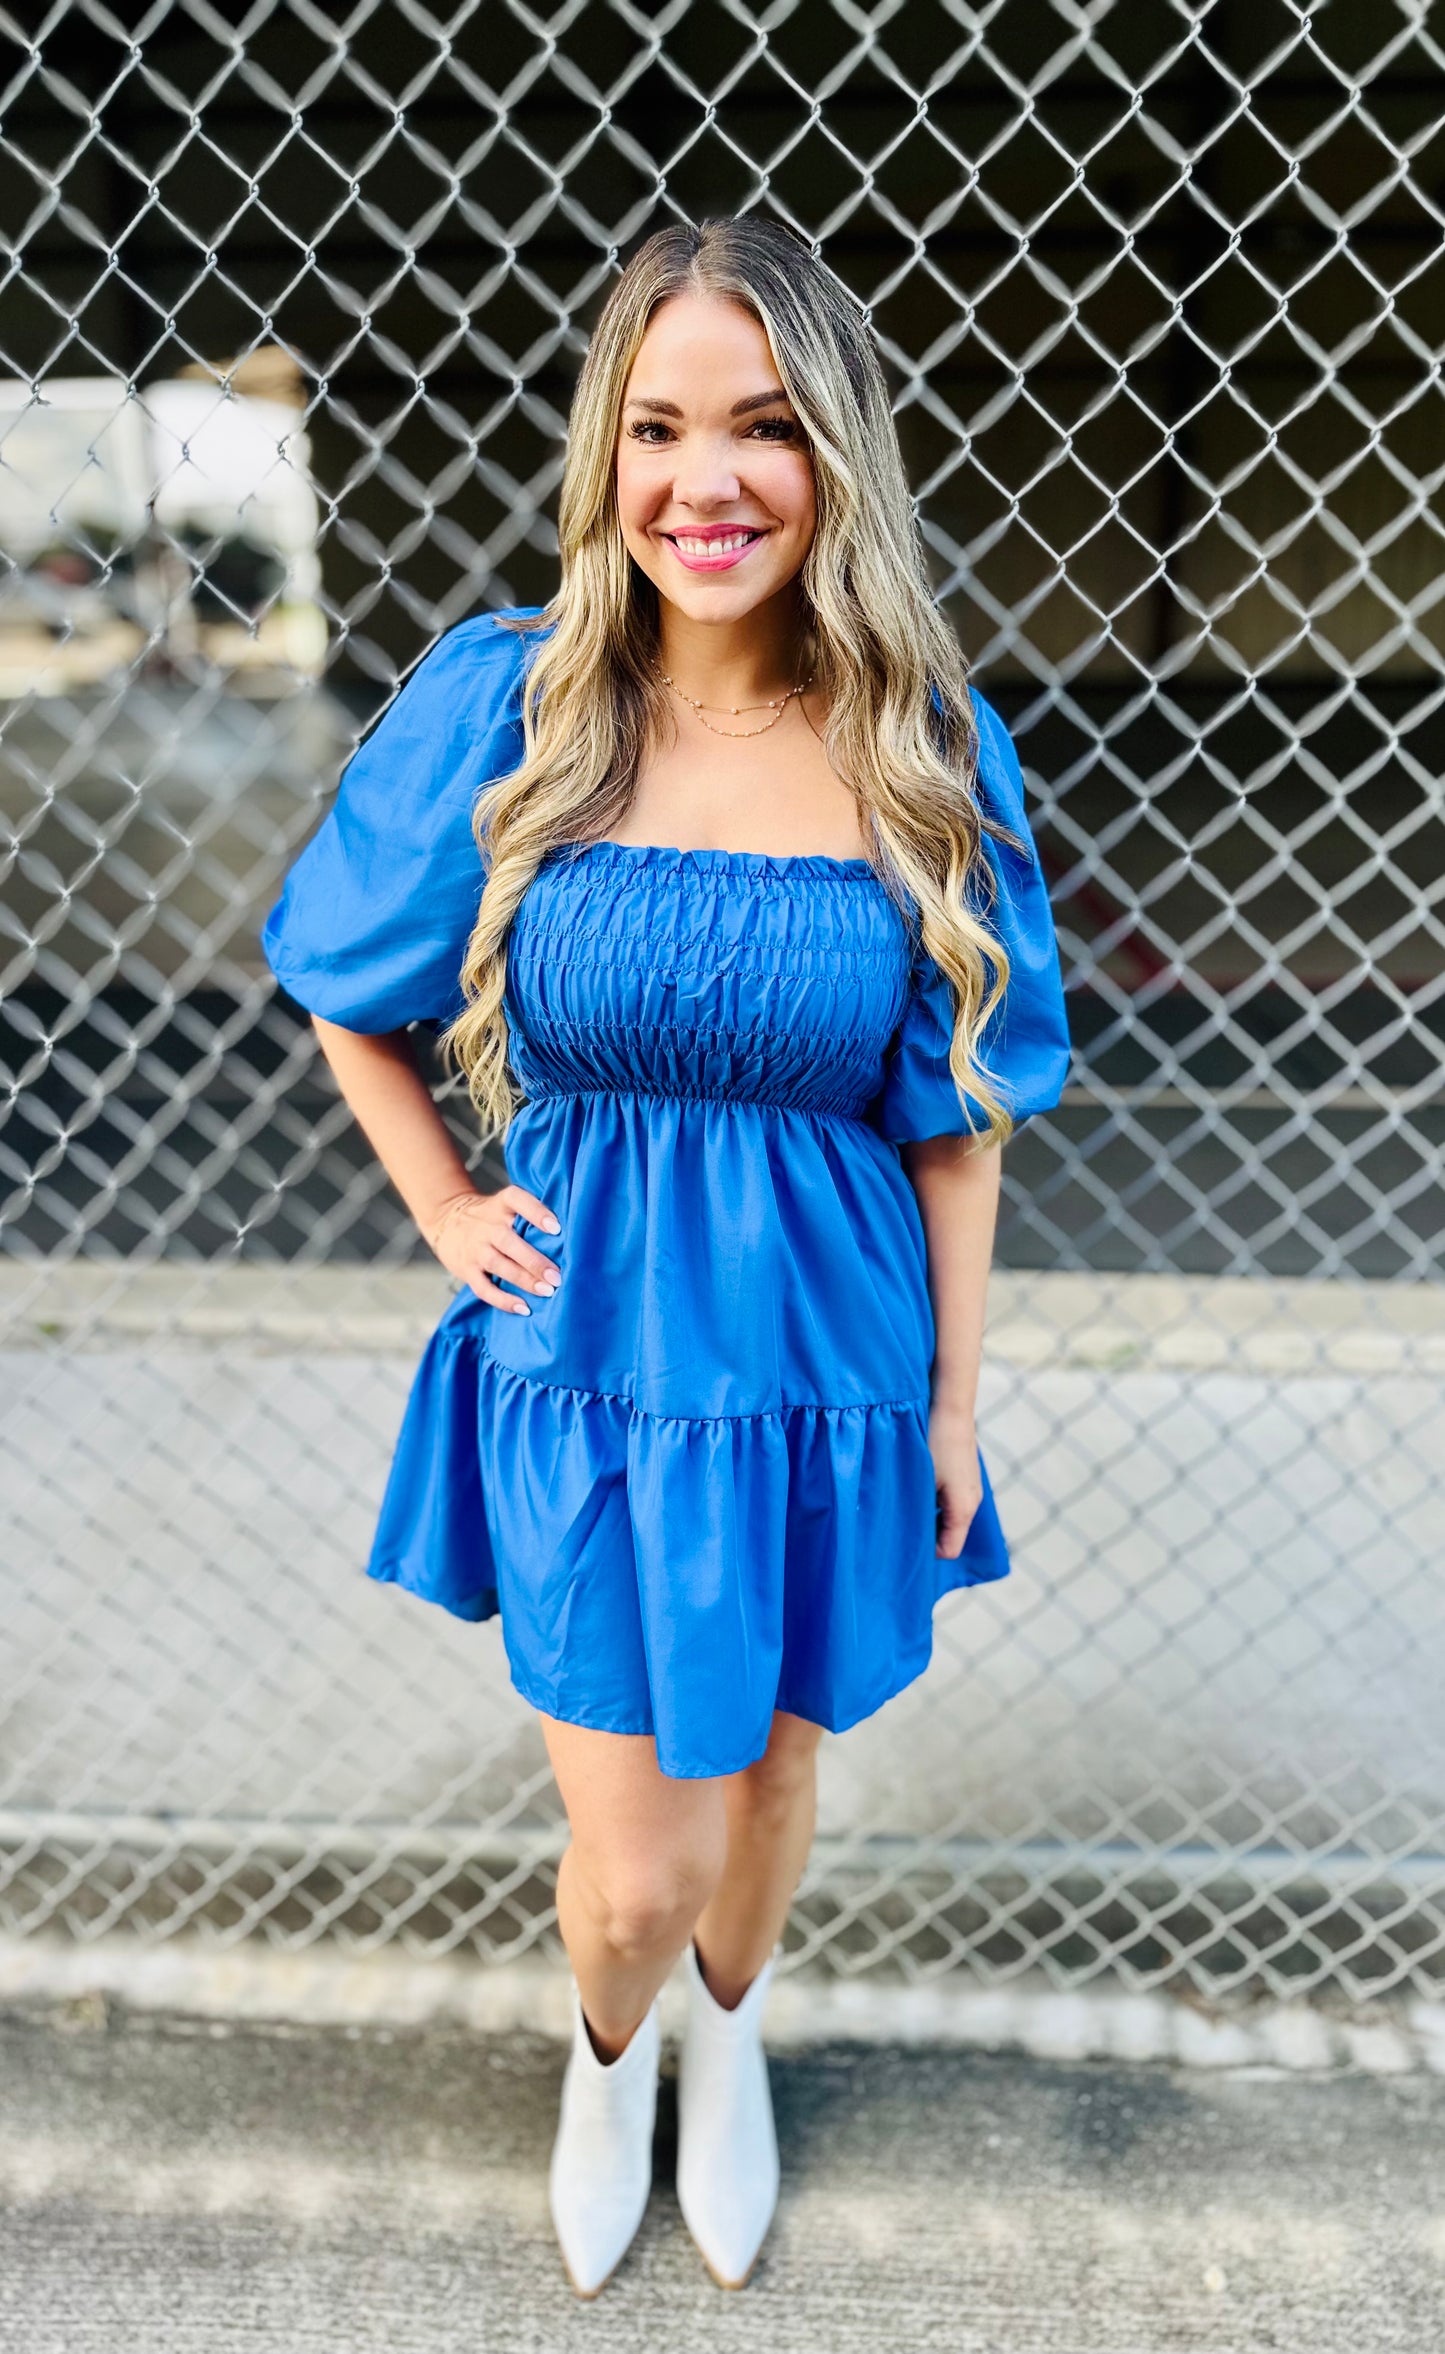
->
<box><xmin>514</xmin><ymin>1300</ymin><xmax>531</xmax><ymax>1315</ymax></box>
<box><xmin>543</xmin><ymin>1217</ymin><xmax>561</xmax><ymax>1234</ymax></box>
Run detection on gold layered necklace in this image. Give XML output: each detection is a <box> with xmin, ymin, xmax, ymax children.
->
<box><xmin>655</xmin><ymin>665</ymin><xmax>814</xmax><ymax>740</ymax></box>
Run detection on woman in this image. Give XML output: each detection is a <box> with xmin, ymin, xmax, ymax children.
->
<box><xmin>262</xmin><ymin>216</ymin><xmax>1070</xmax><ymax>2299</ymax></box>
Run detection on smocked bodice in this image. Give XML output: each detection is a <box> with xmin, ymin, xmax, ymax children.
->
<box><xmin>502</xmin><ymin>839</ymin><xmax>914</xmax><ymax>1121</ymax></box>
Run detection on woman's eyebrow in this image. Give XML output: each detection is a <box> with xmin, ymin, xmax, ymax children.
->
<box><xmin>622</xmin><ymin>390</ymin><xmax>792</xmax><ymax>417</ymax></box>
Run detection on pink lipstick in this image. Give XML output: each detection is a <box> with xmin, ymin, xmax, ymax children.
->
<box><xmin>660</xmin><ymin>525</ymin><xmax>767</xmax><ymax>573</ymax></box>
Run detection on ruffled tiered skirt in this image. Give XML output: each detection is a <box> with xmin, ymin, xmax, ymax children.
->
<box><xmin>366</xmin><ymin>1091</ymin><xmax>1012</xmax><ymax>1779</ymax></box>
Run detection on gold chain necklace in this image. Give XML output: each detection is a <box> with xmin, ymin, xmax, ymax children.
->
<box><xmin>656</xmin><ymin>666</ymin><xmax>814</xmax><ymax>740</ymax></box>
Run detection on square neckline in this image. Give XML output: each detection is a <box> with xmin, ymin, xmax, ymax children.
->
<box><xmin>562</xmin><ymin>838</ymin><xmax>880</xmax><ymax>881</ymax></box>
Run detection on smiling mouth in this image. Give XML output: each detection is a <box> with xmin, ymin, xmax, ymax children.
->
<box><xmin>662</xmin><ymin>527</ymin><xmax>767</xmax><ymax>555</ymax></box>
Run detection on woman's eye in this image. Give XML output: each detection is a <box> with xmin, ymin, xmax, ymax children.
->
<box><xmin>624</xmin><ymin>416</ymin><xmax>799</xmax><ymax>446</ymax></box>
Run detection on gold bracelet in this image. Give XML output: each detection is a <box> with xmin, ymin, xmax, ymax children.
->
<box><xmin>426</xmin><ymin>1193</ymin><xmax>480</xmax><ymax>1254</ymax></box>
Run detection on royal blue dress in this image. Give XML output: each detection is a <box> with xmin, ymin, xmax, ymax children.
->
<box><xmin>262</xmin><ymin>608</ymin><xmax>1071</xmax><ymax>1778</ymax></box>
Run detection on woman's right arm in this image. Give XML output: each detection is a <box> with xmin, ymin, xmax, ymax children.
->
<box><xmin>311</xmin><ymin>1015</ymin><xmax>562</xmax><ymax>1316</ymax></box>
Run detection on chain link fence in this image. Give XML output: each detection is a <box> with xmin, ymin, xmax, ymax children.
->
<box><xmin>2</xmin><ymin>2</ymin><xmax>1442</xmax><ymax>2002</ymax></box>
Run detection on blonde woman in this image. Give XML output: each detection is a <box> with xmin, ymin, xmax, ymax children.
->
<box><xmin>263</xmin><ymin>216</ymin><xmax>1070</xmax><ymax>2298</ymax></box>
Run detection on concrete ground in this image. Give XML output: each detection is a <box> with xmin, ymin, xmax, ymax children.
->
<box><xmin>1</xmin><ymin>1993</ymin><xmax>1440</xmax><ymax>2353</ymax></box>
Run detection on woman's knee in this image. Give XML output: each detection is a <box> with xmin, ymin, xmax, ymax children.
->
<box><xmin>540</xmin><ymin>1715</ymin><xmax>728</xmax><ymax>1955</ymax></box>
<box><xmin>581</xmin><ymin>1839</ymin><xmax>726</xmax><ymax>1959</ymax></box>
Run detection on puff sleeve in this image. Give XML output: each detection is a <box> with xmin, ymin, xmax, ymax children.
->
<box><xmin>261</xmin><ymin>608</ymin><xmax>542</xmax><ymax>1034</ymax></box>
<box><xmin>872</xmin><ymin>688</ymin><xmax>1071</xmax><ymax>1144</ymax></box>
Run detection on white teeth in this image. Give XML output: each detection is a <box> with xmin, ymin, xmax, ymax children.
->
<box><xmin>671</xmin><ymin>532</ymin><xmax>758</xmax><ymax>555</ymax></box>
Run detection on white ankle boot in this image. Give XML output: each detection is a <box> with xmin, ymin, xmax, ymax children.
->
<box><xmin>549</xmin><ymin>1980</ymin><xmax>660</xmax><ymax>2298</ymax></box>
<box><xmin>676</xmin><ymin>1937</ymin><xmax>781</xmax><ymax>2289</ymax></box>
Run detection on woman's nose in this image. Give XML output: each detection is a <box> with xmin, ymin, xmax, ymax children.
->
<box><xmin>670</xmin><ymin>436</ymin><xmax>742</xmax><ymax>509</ymax></box>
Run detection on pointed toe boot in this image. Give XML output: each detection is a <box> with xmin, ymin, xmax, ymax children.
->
<box><xmin>548</xmin><ymin>1979</ymin><xmax>660</xmax><ymax>2298</ymax></box>
<box><xmin>675</xmin><ymin>1938</ymin><xmax>781</xmax><ymax>2289</ymax></box>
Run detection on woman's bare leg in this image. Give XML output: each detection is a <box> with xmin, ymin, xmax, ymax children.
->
<box><xmin>689</xmin><ymin>1710</ymin><xmax>824</xmax><ymax>2009</ymax></box>
<box><xmin>540</xmin><ymin>1715</ymin><xmax>729</xmax><ymax>2061</ymax></box>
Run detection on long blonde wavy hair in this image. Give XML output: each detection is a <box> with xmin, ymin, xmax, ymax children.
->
<box><xmin>441</xmin><ymin>214</ymin><xmax>1028</xmax><ymax>1144</ymax></box>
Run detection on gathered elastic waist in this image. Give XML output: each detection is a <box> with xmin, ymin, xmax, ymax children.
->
<box><xmin>520</xmin><ymin>1083</ymin><xmax>876</xmax><ymax>1123</ymax></box>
